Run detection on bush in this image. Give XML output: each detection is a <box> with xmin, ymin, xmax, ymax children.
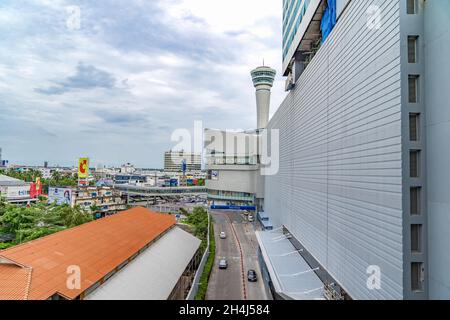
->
<box><xmin>186</xmin><ymin>206</ymin><xmax>209</xmax><ymax>241</ymax></box>
<box><xmin>195</xmin><ymin>221</ymin><xmax>216</xmax><ymax>300</ymax></box>
<box><xmin>0</xmin><ymin>242</ymin><xmax>14</xmax><ymax>250</ymax></box>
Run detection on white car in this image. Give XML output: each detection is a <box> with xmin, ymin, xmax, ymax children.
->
<box><xmin>248</xmin><ymin>215</ymin><xmax>254</xmax><ymax>222</ymax></box>
<box><xmin>220</xmin><ymin>232</ymin><xmax>227</xmax><ymax>239</ymax></box>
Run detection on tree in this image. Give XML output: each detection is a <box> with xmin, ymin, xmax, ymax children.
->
<box><xmin>0</xmin><ymin>196</ymin><xmax>8</xmax><ymax>217</ymax></box>
<box><xmin>186</xmin><ymin>206</ymin><xmax>209</xmax><ymax>240</ymax></box>
<box><xmin>0</xmin><ymin>202</ymin><xmax>93</xmax><ymax>246</ymax></box>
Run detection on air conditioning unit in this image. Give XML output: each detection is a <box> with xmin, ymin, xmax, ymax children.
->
<box><xmin>285</xmin><ymin>72</ymin><xmax>295</xmax><ymax>91</ymax></box>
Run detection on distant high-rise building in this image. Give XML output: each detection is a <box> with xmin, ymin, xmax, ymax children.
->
<box><xmin>0</xmin><ymin>147</ymin><xmax>8</xmax><ymax>167</ymax></box>
<box><xmin>164</xmin><ymin>151</ymin><xmax>201</xmax><ymax>172</ymax></box>
<box><xmin>120</xmin><ymin>163</ymin><xmax>136</xmax><ymax>174</ymax></box>
<box><xmin>282</xmin><ymin>0</ymin><xmax>349</xmax><ymax>89</ymax></box>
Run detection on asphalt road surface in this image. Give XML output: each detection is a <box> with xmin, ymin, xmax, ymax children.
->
<box><xmin>206</xmin><ymin>210</ymin><xmax>271</xmax><ymax>300</ymax></box>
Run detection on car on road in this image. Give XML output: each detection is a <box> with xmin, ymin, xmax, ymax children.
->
<box><xmin>247</xmin><ymin>269</ymin><xmax>257</xmax><ymax>282</ymax></box>
<box><xmin>219</xmin><ymin>259</ymin><xmax>228</xmax><ymax>269</ymax></box>
<box><xmin>219</xmin><ymin>232</ymin><xmax>227</xmax><ymax>239</ymax></box>
<box><xmin>248</xmin><ymin>215</ymin><xmax>254</xmax><ymax>222</ymax></box>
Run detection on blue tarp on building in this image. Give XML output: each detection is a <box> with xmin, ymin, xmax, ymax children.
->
<box><xmin>321</xmin><ymin>0</ymin><xmax>337</xmax><ymax>43</ymax></box>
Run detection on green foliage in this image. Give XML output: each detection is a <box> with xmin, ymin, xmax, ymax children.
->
<box><xmin>0</xmin><ymin>196</ymin><xmax>8</xmax><ymax>217</ymax></box>
<box><xmin>90</xmin><ymin>205</ymin><xmax>100</xmax><ymax>213</ymax></box>
<box><xmin>186</xmin><ymin>206</ymin><xmax>209</xmax><ymax>240</ymax></box>
<box><xmin>195</xmin><ymin>221</ymin><xmax>216</xmax><ymax>300</ymax></box>
<box><xmin>1</xmin><ymin>169</ymin><xmax>78</xmax><ymax>194</ymax></box>
<box><xmin>42</xmin><ymin>171</ymin><xmax>78</xmax><ymax>194</ymax></box>
<box><xmin>0</xmin><ymin>202</ymin><xmax>93</xmax><ymax>246</ymax></box>
<box><xmin>1</xmin><ymin>168</ymin><xmax>42</xmax><ymax>183</ymax></box>
<box><xmin>0</xmin><ymin>242</ymin><xmax>14</xmax><ymax>250</ymax></box>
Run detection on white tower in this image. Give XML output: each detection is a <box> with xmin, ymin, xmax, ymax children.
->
<box><xmin>251</xmin><ymin>66</ymin><xmax>276</xmax><ymax>129</ymax></box>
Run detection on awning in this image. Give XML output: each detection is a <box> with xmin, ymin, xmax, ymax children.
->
<box><xmin>86</xmin><ymin>227</ymin><xmax>201</xmax><ymax>300</ymax></box>
<box><xmin>256</xmin><ymin>229</ymin><xmax>325</xmax><ymax>300</ymax></box>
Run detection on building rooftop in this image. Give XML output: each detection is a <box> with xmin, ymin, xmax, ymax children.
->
<box><xmin>86</xmin><ymin>227</ymin><xmax>201</xmax><ymax>300</ymax></box>
<box><xmin>0</xmin><ymin>207</ymin><xmax>176</xmax><ymax>300</ymax></box>
<box><xmin>0</xmin><ymin>174</ymin><xmax>29</xmax><ymax>187</ymax></box>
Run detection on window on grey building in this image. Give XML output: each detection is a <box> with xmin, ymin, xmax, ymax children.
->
<box><xmin>411</xmin><ymin>262</ymin><xmax>424</xmax><ymax>292</ymax></box>
<box><xmin>409</xmin><ymin>113</ymin><xmax>420</xmax><ymax>141</ymax></box>
<box><xmin>411</xmin><ymin>224</ymin><xmax>422</xmax><ymax>253</ymax></box>
<box><xmin>407</xmin><ymin>0</ymin><xmax>417</xmax><ymax>14</ymax></box>
<box><xmin>410</xmin><ymin>150</ymin><xmax>420</xmax><ymax>178</ymax></box>
<box><xmin>408</xmin><ymin>36</ymin><xmax>418</xmax><ymax>63</ymax></box>
<box><xmin>409</xmin><ymin>75</ymin><xmax>419</xmax><ymax>103</ymax></box>
<box><xmin>410</xmin><ymin>187</ymin><xmax>421</xmax><ymax>216</ymax></box>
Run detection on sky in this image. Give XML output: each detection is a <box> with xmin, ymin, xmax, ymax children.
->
<box><xmin>0</xmin><ymin>0</ymin><xmax>285</xmax><ymax>168</ymax></box>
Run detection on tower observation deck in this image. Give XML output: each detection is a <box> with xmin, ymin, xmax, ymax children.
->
<box><xmin>251</xmin><ymin>66</ymin><xmax>276</xmax><ymax>129</ymax></box>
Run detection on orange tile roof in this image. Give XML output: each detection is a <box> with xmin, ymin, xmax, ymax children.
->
<box><xmin>0</xmin><ymin>207</ymin><xmax>175</xmax><ymax>300</ymax></box>
<box><xmin>0</xmin><ymin>263</ymin><xmax>32</xmax><ymax>300</ymax></box>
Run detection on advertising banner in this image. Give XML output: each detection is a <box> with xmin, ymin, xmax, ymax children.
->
<box><xmin>78</xmin><ymin>158</ymin><xmax>89</xmax><ymax>179</ymax></box>
<box><xmin>30</xmin><ymin>177</ymin><xmax>43</xmax><ymax>199</ymax></box>
<box><xmin>48</xmin><ymin>187</ymin><xmax>73</xmax><ymax>205</ymax></box>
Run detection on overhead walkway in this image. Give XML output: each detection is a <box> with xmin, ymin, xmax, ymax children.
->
<box><xmin>115</xmin><ymin>184</ymin><xmax>207</xmax><ymax>197</ymax></box>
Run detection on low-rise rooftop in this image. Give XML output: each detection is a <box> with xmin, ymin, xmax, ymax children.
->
<box><xmin>0</xmin><ymin>207</ymin><xmax>176</xmax><ymax>300</ymax></box>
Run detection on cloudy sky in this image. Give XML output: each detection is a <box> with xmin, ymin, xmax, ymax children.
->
<box><xmin>0</xmin><ymin>0</ymin><xmax>285</xmax><ymax>168</ymax></box>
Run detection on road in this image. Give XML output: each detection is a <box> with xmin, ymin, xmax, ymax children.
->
<box><xmin>206</xmin><ymin>210</ymin><xmax>271</xmax><ymax>300</ymax></box>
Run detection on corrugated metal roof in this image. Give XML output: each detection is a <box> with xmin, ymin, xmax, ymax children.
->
<box><xmin>0</xmin><ymin>175</ymin><xmax>29</xmax><ymax>187</ymax></box>
<box><xmin>85</xmin><ymin>226</ymin><xmax>201</xmax><ymax>300</ymax></box>
<box><xmin>0</xmin><ymin>207</ymin><xmax>175</xmax><ymax>300</ymax></box>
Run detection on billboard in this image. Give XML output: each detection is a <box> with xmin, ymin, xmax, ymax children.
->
<box><xmin>78</xmin><ymin>158</ymin><xmax>89</xmax><ymax>179</ymax></box>
<box><xmin>30</xmin><ymin>177</ymin><xmax>43</xmax><ymax>199</ymax></box>
<box><xmin>48</xmin><ymin>187</ymin><xmax>73</xmax><ymax>205</ymax></box>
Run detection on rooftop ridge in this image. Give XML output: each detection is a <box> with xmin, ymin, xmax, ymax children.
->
<box><xmin>0</xmin><ymin>206</ymin><xmax>165</xmax><ymax>254</ymax></box>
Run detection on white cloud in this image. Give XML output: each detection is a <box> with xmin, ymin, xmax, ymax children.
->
<box><xmin>0</xmin><ymin>0</ymin><xmax>285</xmax><ymax>167</ymax></box>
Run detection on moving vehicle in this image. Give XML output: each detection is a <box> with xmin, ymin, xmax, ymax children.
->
<box><xmin>220</xmin><ymin>232</ymin><xmax>227</xmax><ymax>239</ymax></box>
<box><xmin>247</xmin><ymin>269</ymin><xmax>257</xmax><ymax>282</ymax></box>
<box><xmin>219</xmin><ymin>259</ymin><xmax>228</xmax><ymax>269</ymax></box>
<box><xmin>248</xmin><ymin>215</ymin><xmax>254</xmax><ymax>222</ymax></box>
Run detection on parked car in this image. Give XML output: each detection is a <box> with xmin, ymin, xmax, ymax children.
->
<box><xmin>219</xmin><ymin>259</ymin><xmax>228</xmax><ymax>269</ymax></box>
<box><xmin>248</xmin><ymin>215</ymin><xmax>254</xmax><ymax>222</ymax></box>
<box><xmin>220</xmin><ymin>232</ymin><xmax>227</xmax><ymax>239</ymax></box>
<box><xmin>247</xmin><ymin>269</ymin><xmax>258</xmax><ymax>282</ymax></box>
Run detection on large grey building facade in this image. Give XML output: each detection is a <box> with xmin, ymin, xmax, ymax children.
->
<box><xmin>263</xmin><ymin>0</ymin><xmax>450</xmax><ymax>300</ymax></box>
